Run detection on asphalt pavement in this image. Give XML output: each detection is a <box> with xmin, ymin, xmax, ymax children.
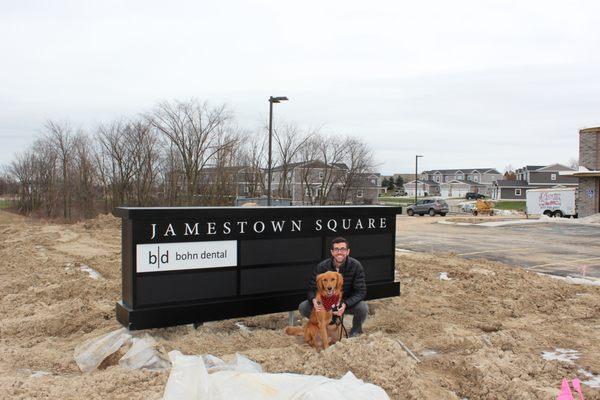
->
<box><xmin>395</xmin><ymin>215</ymin><xmax>600</xmax><ymax>279</ymax></box>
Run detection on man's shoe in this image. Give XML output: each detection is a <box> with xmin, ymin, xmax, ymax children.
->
<box><xmin>349</xmin><ymin>330</ymin><xmax>362</xmax><ymax>338</ymax></box>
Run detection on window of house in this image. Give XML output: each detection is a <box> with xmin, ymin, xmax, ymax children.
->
<box><xmin>456</xmin><ymin>174</ymin><xmax>464</xmax><ymax>180</ymax></box>
<box><xmin>305</xmin><ymin>188</ymin><xmax>310</xmax><ymax>196</ymax></box>
<box><xmin>435</xmin><ymin>176</ymin><xmax>441</xmax><ymax>182</ymax></box>
<box><xmin>473</xmin><ymin>176</ymin><xmax>479</xmax><ymax>182</ymax></box>
<box><xmin>318</xmin><ymin>171</ymin><xmax>324</xmax><ymax>179</ymax></box>
<box><xmin>551</xmin><ymin>173</ymin><xmax>557</xmax><ymax>181</ymax></box>
<box><xmin>356</xmin><ymin>190</ymin><xmax>363</xmax><ymax>198</ymax></box>
<box><xmin>515</xmin><ymin>189</ymin><xmax>521</xmax><ymax>196</ymax></box>
<box><xmin>243</xmin><ymin>186</ymin><xmax>249</xmax><ymax>194</ymax></box>
<box><xmin>370</xmin><ymin>179</ymin><xmax>376</xmax><ymax>185</ymax></box>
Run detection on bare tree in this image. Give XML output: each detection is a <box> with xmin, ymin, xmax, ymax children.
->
<box><xmin>503</xmin><ymin>164</ymin><xmax>516</xmax><ymax>180</ymax></box>
<box><xmin>96</xmin><ymin>120</ymin><xmax>136</xmax><ymax>208</ymax></box>
<box><xmin>8</xmin><ymin>151</ymin><xmax>37</xmax><ymax>213</ymax></box>
<box><xmin>127</xmin><ymin>119</ymin><xmax>162</xmax><ymax>206</ymax></box>
<box><xmin>198</xmin><ymin>126</ymin><xmax>240</xmax><ymax>205</ymax></box>
<box><xmin>272</xmin><ymin>123</ymin><xmax>314</xmax><ymax>199</ymax></box>
<box><xmin>31</xmin><ymin>136</ymin><xmax>60</xmax><ymax>216</ymax></box>
<box><xmin>46</xmin><ymin>120</ymin><xmax>76</xmax><ymax>219</ymax></box>
<box><xmin>72</xmin><ymin>133</ymin><xmax>97</xmax><ymax>218</ymax></box>
<box><xmin>157</xmin><ymin>143</ymin><xmax>184</xmax><ymax>206</ymax></box>
<box><xmin>3</xmin><ymin>98</ymin><xmax>383</xmax><ymax>216</ymax></box>
<box><xmin>338</xmin><ymin>137</ymin><xmax>375</xmax><ymax>204</ymax></box>
<box><xmin>238</xmin><ymin>130</ymin><xmax>267</xmax><ymax>197</ymax></box>
<box><xmin>313</xmin><ymin>134</ymin><xmax>346</xmax><ymax>205</ymax></box>
<box><xmin>568</xmin><ymin>158</ymin><xmax>579</xmax><ymax>170</ymax></box>
<box><xmin>148</xmin><ymin>99</ymin><xmax>233</xmax><ymax>205</ymax></box>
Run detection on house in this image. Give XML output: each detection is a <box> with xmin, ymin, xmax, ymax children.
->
<box><xmin>515</xmin><ymin>164</ymin><xmax>578</xmax><ymax>186</ymax></box>
<box><xmin>491</xmin><ymin>180</ymin><xmax>533</xmax><ymax>200</ymax></box>
<box><xmin>439</xmin><ymin>180</ymin><xmax>487</xmax><ymax>198</ymax></box>
<box><xmin>404</xmin><ymin>179</ymin><xmax>441</xmax><ymax>197</ymax></box>
<box><xmin>269</xmin><ymin>160</ymin><xmax>380</xmax><ymax>205</ymax></box>
<box><xmin>492</xmin><ymin>164</ymin><xmax>577</xmax><ymax>200</ymax></box>
<box><xmin>560</xmin><ymin>127</ymin><xmax>600</xmax><ymax>217</ymax></box>
<box><xmin>405</xmin><ymin>168</ymin><xmax>502</xmax><ymax>198</ymax></box>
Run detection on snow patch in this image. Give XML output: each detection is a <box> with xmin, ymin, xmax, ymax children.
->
<box><xmin>235</xmin><ymin>322</ymin><xmax>252</xmax><ymax>334</ymax></box>
<box><xmin>541</xmin><ymin>348</ymin><xmax>580</xmax><ymax>363</ymax></box>
<box><xmin>30</xmin><ymin>370</ymin><xmax>52</xmax><ymax>378</ymax></box>
<box><xmin>578</xmin><ymin>368</ymin><xmax>600</xmax><ymax>388</ymax></box>
<box><xmin>79</xmin><ymin>264</ymin><xmax>101</xmax><ymax>279</ymax></box>
<box><xmin>420</xmin><ymin>349</ymin><xmax>438</xmax><ymax>357</ymax></box>
<box><xmin>438</xmin><ymin>272</ymin><xmax>451</xmax><ymax>281</ymax></box>
<box><xmin>540</xmin><ymin>273</ymin><xmax>600</xmax><ymax>287</ymax></box>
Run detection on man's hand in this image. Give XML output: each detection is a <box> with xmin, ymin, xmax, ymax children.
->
<box><xmin>333</xmin><ymin>302</ymin><xmax>346</xmax><ymax>316</ymax></box>
<box><xmin>312</xmin><ymin>298</ymin><xmax>324</xmax><ymax>312</ymax></box>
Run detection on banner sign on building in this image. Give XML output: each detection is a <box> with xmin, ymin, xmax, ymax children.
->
<box><xmin>116</xmin><ymin>206</ymin><xmax>401</xmax><ymax>330</ymax></box>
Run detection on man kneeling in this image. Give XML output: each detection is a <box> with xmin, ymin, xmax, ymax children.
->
<box><xmin>299</xmin><ymin>237</ymin><xmax>368</xmax><ymax>338</ymax></box>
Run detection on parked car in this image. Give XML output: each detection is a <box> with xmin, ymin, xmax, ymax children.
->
<box><xmin>406</xmin><ymin>198</ymin><xmax>449</xmax><ymax>216</ymax></box>
<box><xmin>465</xmin><ymin>192</ymin><xmax>485</xmax><ymax>200</ymax></box>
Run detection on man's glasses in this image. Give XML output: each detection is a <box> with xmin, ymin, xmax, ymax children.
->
<box><xmin>332</xmin><ymin>247</ymin><xmax>348</xmax><ymax>253</ymax></box>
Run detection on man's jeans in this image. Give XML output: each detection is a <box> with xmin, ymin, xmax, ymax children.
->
<box><xmin>298</xmin><ymin>300</ymin><xmax>368</xmax><ymax>335</ymax></box>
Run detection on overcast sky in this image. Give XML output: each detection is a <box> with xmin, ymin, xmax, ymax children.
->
<box><xmin>2</xmin><ymin>0</ymin><xmax>600</xmax><ymax>175</ymax></box>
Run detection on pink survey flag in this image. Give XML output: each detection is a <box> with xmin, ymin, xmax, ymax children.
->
<box><xmin>557</xmin><ymin>378</ymin><xmax>574</xmax><ymax>400</ymax></box>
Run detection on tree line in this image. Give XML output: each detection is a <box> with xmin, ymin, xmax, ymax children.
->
<box><xmin>1</xmin><ymin>99</ymin><xmax>375</xmax><ymax>220</ymax></box>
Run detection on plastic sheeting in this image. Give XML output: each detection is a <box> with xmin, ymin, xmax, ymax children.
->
<box><xmin>74</xmin><ymin>327</ymin><xmax>132</xmax><ymax>373</ymax></box>
<box><xmin>74</xmin><ymin>328</ymin><xmax>169</xmax><ymax>373</ymax></box>
<box><xmin>163</xmin><ymin>351</ymin><xmax>390</xmax><ymax>400</ymax></box>
<box><xmin>119</xmin><ymin>336</ymin><xmax>170</xmax><ymax>372</ymax></box>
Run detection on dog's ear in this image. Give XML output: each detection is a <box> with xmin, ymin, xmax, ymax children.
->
<box><xmin>316</xmin><ymin>274</ymin><xmax>324</xmax><ymax>292</ymax></box>
<box><xmin>335</xmin><ymin>273</ymin><xmax>344</xmax><ymax>292</ymax></box>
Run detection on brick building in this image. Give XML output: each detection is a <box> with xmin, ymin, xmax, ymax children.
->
<box><xmin>567</xmin><ymin>127</ymin><xmax>600</xmax><ymax>217</ymax></box>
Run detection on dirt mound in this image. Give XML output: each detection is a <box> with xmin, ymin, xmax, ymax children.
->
<box><xmin>0</xmin><ymin>210</ymin><xmax>599</xmax><ymax>399</ymax></box>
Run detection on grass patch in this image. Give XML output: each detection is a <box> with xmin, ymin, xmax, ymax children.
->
<box><xmin>0</xmin><ymin>199</ymin><xmax>13</xmax><ymax>209</ymax></box>
<box><xmin>378</xmin><ymin>197</ymin><xmax>413</xmax><ymax>205</ymax></box>
<box><xmin>493</xmin><ymin>200</ymin><xmax>526</xmax><ymax>211</ymax></box>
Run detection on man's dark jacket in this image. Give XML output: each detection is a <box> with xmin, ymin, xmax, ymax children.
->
<box><xmin>307</xmin><ymin>256</ymin><xmax>367</xmax><ymax>308</ymax></box>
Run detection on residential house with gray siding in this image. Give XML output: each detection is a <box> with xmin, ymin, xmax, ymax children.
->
<box><xmin>405</xmin><ymin>168</ymin><xmax>501</xmax><ymax>198</ymax></box>
<box><xmin>492</xmin><ymin>164</ymin><xmax>577</xmax><ymax>200</ymax></box>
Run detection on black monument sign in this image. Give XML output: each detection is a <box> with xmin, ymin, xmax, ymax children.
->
<box><xmin>116</xmin><ymin>206</ymin><xmax>401</xmax><ymax>329</ymax></box>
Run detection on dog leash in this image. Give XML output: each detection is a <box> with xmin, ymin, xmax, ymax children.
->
<box><xmin>339</xmin><ymin>314</ymin><xmax>348</xmax><ymax>339</ymax></box>
<box><xmin>330</xmin><ymin>304</ymin><xmax>348</xmax><ymax>339</ymax></box>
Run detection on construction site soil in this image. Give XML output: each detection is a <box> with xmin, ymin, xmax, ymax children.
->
<box><xmin>1</xmin><ymin>211</ymin><xmax>599</xmax><ymax>399</ymax></box>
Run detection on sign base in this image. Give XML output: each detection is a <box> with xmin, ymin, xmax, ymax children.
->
<box><xmin>116</xmin><ymin>282</ymin><xmax>400</xmax><ymax>330</ymax></box>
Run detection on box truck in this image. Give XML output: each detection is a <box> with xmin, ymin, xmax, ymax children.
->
<box><xmin>525</xmin><ymin>187</ymin><xmax>577</xmax><ymax>218</ymax></box>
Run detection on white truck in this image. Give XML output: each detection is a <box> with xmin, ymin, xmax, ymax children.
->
<box><xmin>525</xmin><ymin>187</ymin><xmax>577</xmax><ymax>218</ymax></box>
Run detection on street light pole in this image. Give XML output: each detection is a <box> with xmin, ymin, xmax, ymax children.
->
<box><xmin>415</xmin><ymin>155</ymin><xmax>423</xmax><ymax>205</ymax></box>
<box><xmin>267</xmin><ymin>96</ymin><xmax>288</xmax><ymax>206</ymax></box>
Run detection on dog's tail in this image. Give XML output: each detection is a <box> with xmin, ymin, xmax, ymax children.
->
<box><xmin>284</xmin><ymin>326</ymin><xmax>304</xmax><ymax>336</ymax></box>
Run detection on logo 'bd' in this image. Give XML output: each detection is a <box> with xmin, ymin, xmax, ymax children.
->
<box><xmin>148</xmin><ymin>248</ymin><xmax>169</xmax><ymax>268</ymax></box>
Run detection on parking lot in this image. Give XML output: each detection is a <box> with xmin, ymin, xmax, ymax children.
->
<box><xmin>395</xmin><ymin>215</ymin><xmax>600</xmax><ymax>279</ymax></box>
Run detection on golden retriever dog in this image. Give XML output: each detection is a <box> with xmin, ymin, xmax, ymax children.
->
<box><xmin>285</xmin><ymin>271</ymin><xmax>344</xmax><ymax>350</ymax></box>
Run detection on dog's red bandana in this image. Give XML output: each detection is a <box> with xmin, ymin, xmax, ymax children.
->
<box><xmin>321</xmin><ymin>294</ymin><xmax>340</xmax><ymax>311</ymax></box>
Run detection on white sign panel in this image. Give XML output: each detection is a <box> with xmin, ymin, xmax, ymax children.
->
<box><xmin>136</xmin><ymin>240</ymin><xmax>237</xmax><ymax>273</ymax></box>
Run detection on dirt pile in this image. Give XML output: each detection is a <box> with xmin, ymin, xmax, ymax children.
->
<box><xmin>0</xmin><ymin>210</ymin><xmax>599</xmax><ymax>399</ymax></box>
